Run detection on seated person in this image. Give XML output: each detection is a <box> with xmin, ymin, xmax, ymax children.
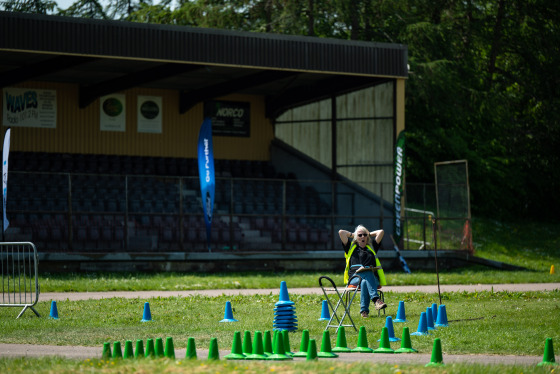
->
<box><xmin>338</xmin><ymin>225</ymin><xmax>387</xmax><ymax>318</ymax></box>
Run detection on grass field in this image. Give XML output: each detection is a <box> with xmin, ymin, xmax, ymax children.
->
<box><xmin>1</xmin><ymin>217</ymin><xmax>559</xmax><ymax>373</ymax></box>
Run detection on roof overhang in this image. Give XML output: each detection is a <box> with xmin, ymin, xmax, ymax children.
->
<box><xmin>0</xmin><ymin>11</ymin><xmax>408</xmax><ymax>118</ymax></box>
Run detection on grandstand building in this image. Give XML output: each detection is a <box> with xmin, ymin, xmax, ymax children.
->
<box><xmin>0</xmin><ymin>11</ymin><xmax>409</xmax><ymax>272</ymax></box>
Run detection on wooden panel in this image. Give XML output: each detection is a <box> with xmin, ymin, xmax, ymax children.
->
<box><xmin>2</xmin><ymin>82</ymin><xmax>274</xmax><ymax>161</ymax></box>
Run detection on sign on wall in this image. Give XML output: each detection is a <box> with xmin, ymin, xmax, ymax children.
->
<box><xmin>204</xmin><ymin>100</ymin><xmax>250</xmax><ymax>137</ymax></box>
<box><xmin>100</xmin><ymin>94</ymin><xmax>126</xmax><ymax>132</ymax></box>
<box><xmin>2</xmin><ymin>87</ymin><xmax>57</xmax><ymax>128</ymax></box>
<box><xmin>137</xmin><ymin>96</ymin><xmax>162</xmax><ymax>134</ymax></box>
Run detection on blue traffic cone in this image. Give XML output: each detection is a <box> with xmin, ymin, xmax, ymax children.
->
<box><xmin>394</xmin><ymin>301</ymin><xmax>407</xmax><ymax>322</ymax></box>
<box><xmin>318</xmin><ymin>300</ymin><xmax>330</xmax><ymax>321</ymax></box>
<box><xmin>49</xmin><ymin>300</ymin><xmax>59</xmax><ymax>319</ymax></box>
<box><xmin>411</xmin><ymin>311</ymin><xmax>430</xmax><ymax>336</ymax></box>
<box><xmin>277</xmin><ymin>281</ymin><xmax>294</xmax><ymax>306</ymax></box>
<box><xmin>431</xmin><ymin>303</ymin><xmax>438</xmax><ymax>323</ymax></box>
<box><xmin>220</xmin><ymin>301</ymin><xmax>239</xmax><ymax>322</ymax></box>
<box><xmin>378</xmin><ymin>316</ymin><xmax>400</xmax><ymax>342</ymax></box>
<box><xmin>435</xmin><ymin>305</ymin><xmax>449</xmax><ymax>327</ymax></box>
<box><xmin>141</xmin><ymin>302</ymin><xmax>152</xmax><ymax>322</ymax></box>
<box><xmin>426</xmin><ymin>307</ymin><xmax>436</xmax><ymax>330</ymax></box>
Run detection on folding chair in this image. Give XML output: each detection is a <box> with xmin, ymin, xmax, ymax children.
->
<box><xmin>319</xmin><ymin>274</ymin><xmax>362</xmax><ymax>333</ymax></box>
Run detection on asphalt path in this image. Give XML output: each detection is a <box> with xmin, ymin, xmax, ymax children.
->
<box><xmin>1</xmin><ymin>283</ymin><xmax>558</xmax><ymax>365</ymax></box>
<box><xmin>39</xmin><ymin>282</ymin><xmax>560</xmax><ymax>301</ymax></box>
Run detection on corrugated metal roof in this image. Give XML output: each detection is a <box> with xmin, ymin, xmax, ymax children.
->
<box><xmin>0</xmin><ymin>11</ymin><xmax>408</xmax><ymax>78</ymax></box>
<box><xmin>0</xmin><ymin>11</ymin><xmax>407</xmax><ymax>117</ymax></box>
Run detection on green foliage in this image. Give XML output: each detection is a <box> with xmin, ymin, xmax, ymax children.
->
<box><xmin>117</xmin><ymin>0</ymin><xmax>560</xmax><ymax>219</ymax></box>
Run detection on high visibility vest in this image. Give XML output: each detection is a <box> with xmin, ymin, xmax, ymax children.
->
<box><xmin>344</xmin><ymin>243</ymin><xmax>387</xmax><ymax>286</ymax></box>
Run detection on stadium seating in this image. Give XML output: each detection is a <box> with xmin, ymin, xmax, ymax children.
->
<box><xmin>6</xmin><ymin>152</ymin><xmax>333</xmax><ymax>252</ymax></box>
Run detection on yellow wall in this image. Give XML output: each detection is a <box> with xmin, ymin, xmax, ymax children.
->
<box><xmin>2</xmin><ymin>82</ymin><xmax>274</xmax><ymax>161</ymax></box>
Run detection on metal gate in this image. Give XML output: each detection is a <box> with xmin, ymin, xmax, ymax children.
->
<box><xmin>1</xmin><ymin>242</ymin><xmax>40</xmax><ymax>318</ymax></box>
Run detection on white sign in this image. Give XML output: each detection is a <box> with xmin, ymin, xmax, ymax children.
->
<box><xmin>100</xmin><ymin>94</ymin><xmax>126</xmax><ymax>132</ymax></box>
<box><xmin>2</xmin><ymin>87</ymin><xmax>57</xmax><ymax>128</ymax></box>
<box><xmin>137</xmin><ymin>96</ymin><xmax>162</xmax><ymax>134</ymax></box>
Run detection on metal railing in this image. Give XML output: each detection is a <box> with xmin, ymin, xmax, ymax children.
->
<box><xmin>0</xmin><ymin>242</ymin><xmax>40</xmax><ymax>318</ymax></box>
<box><xmin>6</xmin><ymin>171</ymin><xmax>470</xmax><ymax>253</ymax></box>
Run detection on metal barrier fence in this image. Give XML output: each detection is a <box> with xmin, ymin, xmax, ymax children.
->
<box><xmin>0</xmin><ymin>242</ymin><xmax>40</xmax><ymax>318</ymax></box>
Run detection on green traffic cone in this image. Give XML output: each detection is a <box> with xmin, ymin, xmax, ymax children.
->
<box><xmin>225</xmin><ymin>331</ymin><xmax>246</xmax><ymax>360</ymax></box>
<box><xmin>272</xmin><ymin>330</ymin><xmax>278</xmax><ymax>353</ymax></box>
<box><xmin>266</xmin><ymin>331</ymin><xmax>292</xmax><ymax>360</ymax></box>
<box><xmin>317</xmin><ymin>330</ymin><xmax>338</xmax><ymax>358</ymax></box>
<box><xmin>306</xmin><ymin>338</ymin><xmax>318</xmax><ymax>361</ymax></box>
<box><xmin>282</xmin><ymin>330</ymin><xmax>294</xmax><ymax>356</ymax></box>
<box><xmin>263</xmin><ymin>330</ymin><xmax>273</xmax><ymax>356</ymax></box>
<box><xmin>123</xmin><ymin>340</ymin><xmax>134</xmax><ymax>359</ymax></box>
<box><xmin>145</xmin><ymin>338</ymin><xmax>155</xmax><ymax>358</ymax></box>
<box><xmin>135</xmin><ymin>340</ymin><xmax>145</xmax><ymax>359</ymax></box>
<box><xmin>293</xmin><ymin>329</ymin><xmax>310</xmax><ymax>357</ymax></box>
<box><xmin>242</xmin><ymin>331</ymin><xmax>252</xmax><ymax>356</ymax></box>
<box><xmin>538</xmin><ymin>338</ymin><xmax>558</xmax><ymax>366</ymax></box>
<box><xmin>185</xmin><ymin>337</ymin><xmax>197</xmax><ymax>360</ymax></box>
<box><xmin>351</xmin><ymin>326</ymin><xmax>373</xmax><ymax>353</ymax></box>
<box><xmin>101</xmin><ymin>342</ymin><xmax>112</xmax><ymax>359</ymax></box>
<box><xmin>208</xmin><ymin>337</ymin><xmax>220</xmax><ymax>361</ymax></box>
<box><xmin>374</xmin><ymin>327</ymin><xmax>394</xmax><ymax>353</ymax></box>
<box><xmin>155</xmin><ymin>337</ymin><xmax>165</xmax><ymax>358</ymax></box>
<box><xmin>164</xmin><ymin>337</ymin><xmax>175</xmax><ymax>359</ymax></box>
<box><xmin>332</xmin><ymin>326</ymin><xmax>352</xmax><ymax>353</ymax></box>
<box><xmin>395</xmin><ymin>327</ymin><xmax>417</xmax><ymax>353</ymax></box>
<box><xmin>245</xmin><ymin>331</ymin><xmax>268</xmax><ymax>360</ymax></box>
<box><xmin>112</xmin><ymin>341</ymin><xmax>123</xmax><ymax>359</ymax></box>
<box><xmin>425</xmin><ymin>338</ymin><xmax>444</xmax><ymax>367</ymax></box>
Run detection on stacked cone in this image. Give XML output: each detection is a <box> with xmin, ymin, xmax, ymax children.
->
<box><xmin>273</xmin><ymin>281</ymin><xmax>298</xmax><ymax>331</ymax></box>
